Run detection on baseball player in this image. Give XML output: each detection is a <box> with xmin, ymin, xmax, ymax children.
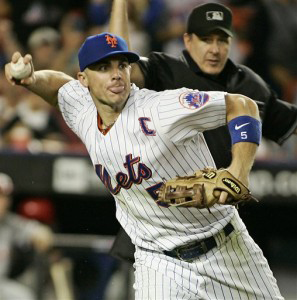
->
<box><xmin>5</xmin><ymin>33</ymin><xmax>283</xmax><ymax>299</ymax></box>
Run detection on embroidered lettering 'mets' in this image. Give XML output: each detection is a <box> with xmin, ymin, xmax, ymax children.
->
<box><xmin>105</xmin><ymin>34</ymin><xmax>118</xmax><ymax>48</ymax></box>
<box><xmin>95</xmin><ymin>154</ymin><xmax>152</xmax><ymax>195</ymax></box>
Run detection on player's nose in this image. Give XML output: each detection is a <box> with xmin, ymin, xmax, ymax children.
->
<box><xmin>111</xmin><ymin>67</ymin><xmax>122</xmax><ymax>80</ymax></box>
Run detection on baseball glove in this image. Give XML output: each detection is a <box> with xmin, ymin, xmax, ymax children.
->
<box><xmin>156</xmin><ymin>167</ymin><xmax>256</xmax><ymax>209</ymax></box>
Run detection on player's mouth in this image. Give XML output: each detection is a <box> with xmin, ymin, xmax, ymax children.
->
<box><xmin>108</xmin><ymin>85</ymin><xmax>125</xmax><ymax>94</ymax></box>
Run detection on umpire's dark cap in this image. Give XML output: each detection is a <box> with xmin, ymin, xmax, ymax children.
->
<box><xmin>187</xmin><ymin>3</ymin><xmax>233</xmax><ymax>37</ymax></box>
<box><xmin>78</xmin><ymin>32</ymin><xmax>140</xmax><ymax>71</ymax></box>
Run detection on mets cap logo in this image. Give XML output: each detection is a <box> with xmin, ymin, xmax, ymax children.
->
<box><xmin>105</xmin><ymin>34</ymin><xmax>118</xmax><ymax>48</ymax></box>
<box><xmin>179</xmin><ymin>91</ymin><xmax>210</xmax><ymax>110</ymax></box>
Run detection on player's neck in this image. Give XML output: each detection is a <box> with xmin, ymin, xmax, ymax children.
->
<box><xmin>97</xmin><ymin>107</ymin><xmax>120</xmax><ymax>129</ymax></box>
<box><xmin>102</xmin><ymin>118</ymin><xmax>117</xmax><ymax>129</ymax></box>
<box><xmin>95</xmin><ymin>97</ymin><xmax>127</xmax><ymax>129</ymax></box>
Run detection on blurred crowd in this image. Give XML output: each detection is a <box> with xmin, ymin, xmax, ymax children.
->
<box><xmin>0</xmin><ymin>0</ymin><xmax>297</xmax><ymax>160</ymax></box>
<box><xmin>0</xmin><ymin>172</ymin><xmax>55</xmax><ymax>300</ymax></box>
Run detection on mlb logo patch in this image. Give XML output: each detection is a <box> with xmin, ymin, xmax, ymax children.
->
<box><xmin>206</xmin><ymin>11</ymin><xmax>224</xmax><ymax>21</ymax></box>
<box><xmin>179</xmin><ymin>91</ymin><xmax>210</xmax><ymax>110</ymax></box>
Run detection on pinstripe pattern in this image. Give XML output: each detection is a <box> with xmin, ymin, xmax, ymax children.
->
<box><xmin>58</xmin><ymin>80</ymin><xmax>283</xmax><ymax>299</ymax></box>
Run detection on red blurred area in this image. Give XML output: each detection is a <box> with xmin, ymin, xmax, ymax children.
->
<box><xmin>17</xmin><ymin>197</ymin><xmax>55</xmax><ymax>225</ymax></box>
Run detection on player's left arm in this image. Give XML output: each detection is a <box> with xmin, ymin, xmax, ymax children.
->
<box><xmin>155</xmin><ymin>93</ymin><xmax>260</xmax><ymax>209</ymax></box>
<box><xmin>223</xmin><ymin>94</ymin><xmax>261</xmax><ymax>195</ymax></box>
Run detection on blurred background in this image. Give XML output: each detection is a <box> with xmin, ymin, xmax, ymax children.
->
<box><xmin>0</xmin><ymin>0</ymin><xmax>296</xmax><ymax>299</ymax></box>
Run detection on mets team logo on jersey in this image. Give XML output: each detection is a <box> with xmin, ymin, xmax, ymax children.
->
<box><xmin>179</xmin><ymin>91</ymin><xmax>210</xmax><ymax>110</ymax></box>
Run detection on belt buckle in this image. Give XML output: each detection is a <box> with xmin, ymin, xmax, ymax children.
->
<box><xmin>175</xmin><ymin>240</ymin><xmax>208</xmax><ymax>262</ymax></box>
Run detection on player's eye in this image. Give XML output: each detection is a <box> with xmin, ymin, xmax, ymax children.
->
<box><xmin>119</xmin><ymin>62</ymin><xmax>129</xmax><ymax>69</ymax></box>
<box><xmin>97</xmin><ymin>65</ymin><xmax>108</xmax><ymax>71</ymax></box>
<box><xmin>89</xmin><ymin>62</ymin><xmax>109</xmax><ymax>71</ymax></box>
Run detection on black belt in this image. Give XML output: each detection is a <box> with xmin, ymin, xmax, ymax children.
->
<box><xmin>164</xmin><ymin>223</ymin><xmax>234</xmax><ymax>262</ymax></box>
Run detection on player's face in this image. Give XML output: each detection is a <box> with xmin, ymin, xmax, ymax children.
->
<box><xmin>184</xmin><ymin>32</ymin><xmax>231</xmax><ymax>75</ymax></box>
<box><xmin>79</xmin><ymin>55</ymin><xmax>132</xmax><ymax>110</ymax></box>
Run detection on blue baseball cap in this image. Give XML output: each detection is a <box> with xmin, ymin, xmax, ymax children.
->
<box><xmin>78</xmin><ymin>32</ymin><xmax>140</xmax><ymax>71</ymax></box>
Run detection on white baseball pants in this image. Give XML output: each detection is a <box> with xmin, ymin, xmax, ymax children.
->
<box><xmin>133</xmin><ymin>213</ymin><xmax>283</xmax><ymax>300</ymax></box>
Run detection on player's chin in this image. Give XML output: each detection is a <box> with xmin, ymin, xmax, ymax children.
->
<box><xmin>109</xmin><ymin>90</ymin><xmax>129</xmax><ymax>101</ymax></box>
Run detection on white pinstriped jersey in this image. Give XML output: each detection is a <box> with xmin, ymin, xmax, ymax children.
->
<box><xmin>58</xmin><ymin>80</ymin><xmax>236</xmax><ymax>252</ymax></box>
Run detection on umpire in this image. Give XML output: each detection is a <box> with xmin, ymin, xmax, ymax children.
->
<box><xmin>110</xmin><ymin>2</ymin><xmax>297</xmax><ymax>262</ymax></box>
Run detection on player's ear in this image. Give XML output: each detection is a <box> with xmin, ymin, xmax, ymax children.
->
<box><xmin>77</xmin><ymin>71</ymin><xmax>88</xmax><ymax>87</ymax></box>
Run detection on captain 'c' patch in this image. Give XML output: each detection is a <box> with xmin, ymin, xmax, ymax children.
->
<box><xmin>139</xmin><ymin>117</ymin><xmax>156</xmax><ymax>136</ymax></box>
<box><xmin>179</xmin><ymin>91</ymin><xmax>209</xmax><ymax>110</ymax></box>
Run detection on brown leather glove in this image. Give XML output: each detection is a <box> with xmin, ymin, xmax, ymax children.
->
<box><xmin>156</xmin><ymin>167</ymin><xmax>257</xmax><ymax>209</ymax></box>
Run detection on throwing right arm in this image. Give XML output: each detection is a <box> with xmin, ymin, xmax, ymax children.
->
<box><xmin>5</xmin><ymin>52</ymin><xmax>73</xmax><ymax>108</ymax></box>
